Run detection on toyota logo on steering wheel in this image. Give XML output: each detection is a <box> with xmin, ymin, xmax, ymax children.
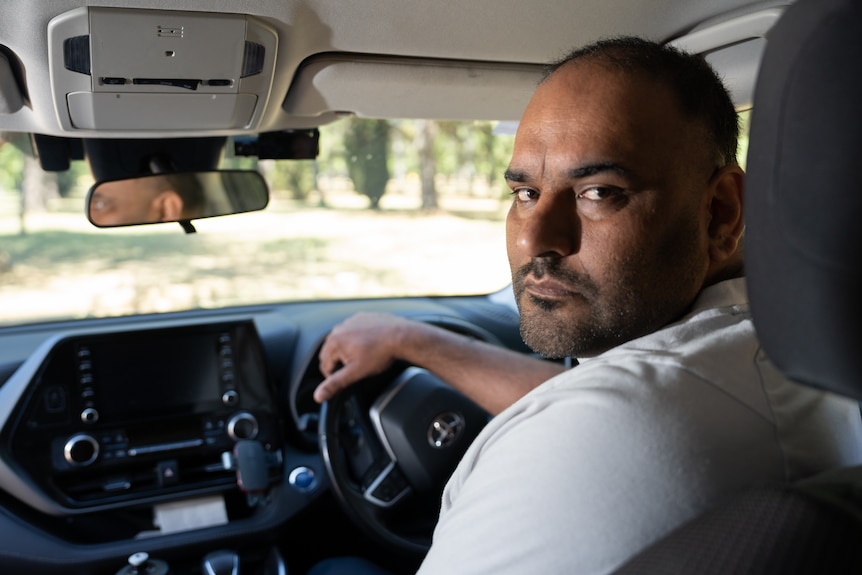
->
<box><xmin>427</xmin><ymin>412</ymin><xmax>465</xmax><ymax>449</ymax></box>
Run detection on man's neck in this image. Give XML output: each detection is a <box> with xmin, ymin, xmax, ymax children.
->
<box><xmin>703</xmin><ymin>255</ymin><xmax>745</xmax><ymax>289</ymax></box>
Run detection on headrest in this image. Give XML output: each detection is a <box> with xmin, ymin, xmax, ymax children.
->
<box><xmin>746</xmin><ymin>0</ymin><xmax>862</xmax><ymax>400</ymax></box>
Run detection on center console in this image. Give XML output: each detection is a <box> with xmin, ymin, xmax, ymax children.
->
<box><xmin>0</xmin><ymin>320</ymin><xmax>282</xmax><ymax>513</ymax></box>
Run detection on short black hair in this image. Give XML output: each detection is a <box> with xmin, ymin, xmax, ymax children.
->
<box><xmin>544</xmin><ymin>36</ymin><xmax>740</xmax><ymax>167</ymax></box>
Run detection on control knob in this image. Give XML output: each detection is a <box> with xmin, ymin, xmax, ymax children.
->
<box><xmin>64</xmin><ymin>433</ymin><xmax>99</xmax><ymax>466</ymax></box>
<box><xmin>227</xmin><ymin>411</ymin><xmax>259</xmax><ymax>441</ymax></box>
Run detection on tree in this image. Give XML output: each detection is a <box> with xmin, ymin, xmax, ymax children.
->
<box><xmin>22</xmin><ymin>155</ymin><xmax>59</xmax><ymax>213</ymax></box>
<box><xmin>0</xmin><ymin>137</ymin><xmax>24</xmax><ymax>193</ymax></box>
<box><xmin>344</xmin><ymin>119</ymin><xmax>390</xmax><ymax>209</ymax></box>
<box><xmin>0</xmin><ymin>138</ymin><xmax>59</xmax><ymax>234</ymax></box>
<box><xmin>414</xmin><ymin>120</ymin><xmax>439</xmax><ymax>210</ymax></box>
<box><xmin>267</xmin><ymin>160</ymin><xmax>316</xmax><ymax>202</ymax></box>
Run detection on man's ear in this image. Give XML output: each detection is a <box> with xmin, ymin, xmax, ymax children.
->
<box><xmin>154</xmin><ymin>190</ymin><xmax>184</xmax><ymax>222</ymax></box>
<box><xmin>706</xmin><ymin>165</ymin><xmax>745</xmax><ymax>262</ymax></box>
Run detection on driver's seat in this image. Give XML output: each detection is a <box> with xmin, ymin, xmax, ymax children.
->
<box><xmin>614</xmin><ymin>0</ymin><xmax>862</xmax><ymax>571</ymax></box>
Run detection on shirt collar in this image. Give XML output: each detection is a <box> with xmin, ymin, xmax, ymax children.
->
<box><xmin>574</xmin><ymin>277</ymin><xmax>748</xmax><ymax>365</ymax></box>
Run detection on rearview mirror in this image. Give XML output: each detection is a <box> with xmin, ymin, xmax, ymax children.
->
<box><xmin>86</xmin><ymin>170</ymin><xmax>269</xmax><ymax>228</ymax></box>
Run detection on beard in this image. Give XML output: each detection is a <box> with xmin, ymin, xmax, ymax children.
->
<box><xmin>512</xmin><ymin>257</ymin><xmax>685</xmax><ymax>359</ymax></box>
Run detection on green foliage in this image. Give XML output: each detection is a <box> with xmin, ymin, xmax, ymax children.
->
<box><xmin>3</xmin><ymin>118</ymin><xmax>518</xmax><ymax>216</ymax></box>
<box><xmin>221</xmin><ymin>156</ymin><xmax>259</xmax><ymax>171</ymax></box>
<box><xmin>0</xmin><ymin>141</ymin><xmax>24</xmax><ymax>192</ymax></box>
<box><xmin>417</xmin><ymin>120</ymin><xmax>514</xmax><ymax>198</ymax></box>
<box><xmin>343</xmin><ymin>118</ymin><xmax>391</xmax><ymax>209</ymax></box>
<box><xmin>223</xmin><ymin>154</ymin><xmax>320</xmax><ymax>203</ymax></box>
<box><xmin>263</xmin><ymin>159</ymin><xmax>317</xmax><ymax>201</ymax></box>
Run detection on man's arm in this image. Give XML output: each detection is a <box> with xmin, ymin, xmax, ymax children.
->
<box><xmin>314</xmin><ymin>312</ymin><xmax>564</xmax><ymax>415</ymax></box>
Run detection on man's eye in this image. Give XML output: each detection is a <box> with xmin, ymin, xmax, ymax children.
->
<box><xmin>577</xmin><ymin>186</ymin><xmax>620</xmax><ymax>201</ymax></box>
<box><xmin>511</xmin><ymin>188</ymin><xmax>538</xmax><ymax>202</ymax></box>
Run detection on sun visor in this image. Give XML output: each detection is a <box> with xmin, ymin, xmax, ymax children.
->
<box><xmin>47</xmin><ymin>7</ymin><xmax>277</xmax><ymax>134</ymax></box>
<box><xmin>283</xmin><ymin>55</ymin><xmax>544</xmax><ymax>123</ymax></box>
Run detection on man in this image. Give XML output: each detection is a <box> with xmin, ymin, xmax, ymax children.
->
<box><xmin>88</xmin><ymin>172</ymin><xmax>205</xmax><ymax>227</ymax></box>
<box><xmin>312</xmin><ymin>37</ymin><xmax>862</xmax><ymax>574</ymax></box>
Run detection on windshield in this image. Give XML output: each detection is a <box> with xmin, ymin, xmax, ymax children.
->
<box><xmin>0</xmin><ymin>112</ymin><xmax>751</xmax><ymax>328</ymax></box>
<box><xmin>0</xmin><ymin>119</ymin><xmax>515</xmax><ymax>327</ymax></box>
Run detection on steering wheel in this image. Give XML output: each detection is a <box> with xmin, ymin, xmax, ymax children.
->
<box><xmin>319</xmin><ymin>365</ymin><xmax>489</xmax><ymax>555</ymax></box>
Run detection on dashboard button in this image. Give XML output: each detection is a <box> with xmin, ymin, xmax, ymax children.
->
<box><xmin>157</xmin><ymin>460</ymin><xmax>180</xmax><ymax>486</ymax></box>
<box><xmin>289</xmin><ymin>466</ymin><xmax>318</xmax><ymax>492</ymax></box>
<box><xmin>222</xmin><ymin>389</ymin><xmax>239</xmax><ymax>406</ymax></box>
<box><xmin>43</xmin><ymin>386</ymin><xmax>67</xmax><ymax>413</ymax></box>
<box><xmin>81</xmin><ymin>407</ymin><xmax>99</xmax><ymax>424</ymax></box>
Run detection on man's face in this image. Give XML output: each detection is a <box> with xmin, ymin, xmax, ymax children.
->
<box><xmin>505</xmin><ymin>61</ymin><xmax>717</xmax><ymax>358</ymax></box>
<box><xmin>89</xmin><ymin>177</ymin><xmax>182</xmax><ymax>226</ymax></box>
<box><xmin>89</xmin><ymin>179</ymin><xmax>160</xmax><ymax>227</ymax></box>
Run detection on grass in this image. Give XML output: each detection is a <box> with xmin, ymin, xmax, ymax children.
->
<box><xmin>0</xmin><ymin>198</ymin><xmax>511</xmax><ymax>326</ymax></box>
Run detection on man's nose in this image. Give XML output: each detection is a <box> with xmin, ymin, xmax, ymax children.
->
<box><xmin>516</xmin><ymin>192</ymin><xmax>581</xmax><ymax>258</ymax></box>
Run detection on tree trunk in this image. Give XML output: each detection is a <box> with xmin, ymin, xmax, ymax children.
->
<box><xmin>416</xmin><ymin>120</ymin><xmax>438</xmax><ymax>210</ymax></box>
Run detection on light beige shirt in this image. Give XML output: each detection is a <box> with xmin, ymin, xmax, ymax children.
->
<box><xmin>418</xmin><ymin>278</ymin><xmax>862</xmax><ymax>575</ymax></box>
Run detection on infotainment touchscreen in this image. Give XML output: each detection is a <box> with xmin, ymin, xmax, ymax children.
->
<box><xmin>93</xmin><ymin>330</ymin><xmax>223</xmax><ymax>421</ymax></box>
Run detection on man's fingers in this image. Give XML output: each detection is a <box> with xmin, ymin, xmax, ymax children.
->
<box><xmin>313</xmin><ymin>362</ymin><xmax>356</xmax><ymax>403</ymax></box>
<box><xmin>312</xmin><ymin>380</ymin><xmax>334</xmax><ymax>404</ymax></box>
<box><xmin>318</xmin><ymin>351</ymin><xmax>338</xmax><ymax>378</ymax></box>
<box><xmin>318</xmin><ymin>336</ymin><xmax>345</xmax><ymax>377</ymax></box>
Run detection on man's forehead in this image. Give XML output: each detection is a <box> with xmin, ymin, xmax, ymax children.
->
<box><xmin>509</xmin><ymin>114</ymin><xmax>641</xmax><ymax>178</ymax></box>
<box><xmin>510</xmin><ymin>64</ymin><xmax>698</xmax><ymax>176</ymax></box>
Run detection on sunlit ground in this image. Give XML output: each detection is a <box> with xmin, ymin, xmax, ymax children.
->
<box><xmin>0</xmin><ymin>181</ymin><xmax>513</xmax><ymax>327</ymax></box>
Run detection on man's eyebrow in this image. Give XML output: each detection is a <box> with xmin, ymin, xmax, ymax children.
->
<box><xmin>503</xmin><ymin>169</ymin><xmax>528</xmax><ymax>183</ymax></box>
<box><xmin>568</xmin><ymin>162</ymin><xmax>629</xmax><ymax>179</ymax></box>
<box><xmin>504</xmin><ymin>162</ymin><xmax>629</xmax><ymax>183</ymax></box>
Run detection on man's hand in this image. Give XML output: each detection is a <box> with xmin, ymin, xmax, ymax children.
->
<box><xmin>314</xmin><ymin>312</ymin><xmax>412</xmax><ymax>403</ymax></box>
<box><xmin>314</xmin><ymin>311</ymin><xmax>565</xmax><ymax>414</ymax></box>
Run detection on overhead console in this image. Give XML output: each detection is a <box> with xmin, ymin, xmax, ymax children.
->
<box><xmin>0</xmin><ymin>320</ymin><xmax>283</xmax><ymax>515</ymax></box>
<box><xmin>46</xmin><ymin>7</ymin><xmax>278</xmax><ymax>132</ymax></box>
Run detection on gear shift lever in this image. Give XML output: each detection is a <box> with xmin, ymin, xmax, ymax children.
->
<box><xmin>202</xmin><ymin>550</ymin><xmax>240</xmax><ymax>575</ymax></box>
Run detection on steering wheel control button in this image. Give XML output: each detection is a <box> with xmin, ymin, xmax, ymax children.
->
<box><xmin>365</xmin><ymin>462</ymin><xmax>410</xmax><ymax>507</ymax></box>
<box><xmin>64</xmin><ymin>434</ymin><xmax>100</xmax><ymax>466</ymax></box>
<box><xmin>288</xmin><ymin>466</ymin><xmax>318</xmax><ymax>493</ymax></box>
<box><xmin>427</xmin><ymin>411</ymin><xmax>465</xmax><ymax>448</ymax></box>
<box><xmin>227</xmin><ymin>411</ymin><xmax>259</xmax><ymax>440</ymax></box>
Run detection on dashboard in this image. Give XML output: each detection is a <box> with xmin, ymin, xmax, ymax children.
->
<box><xmin>0</xmin><ymin>291</ymin><xmax>525</xmax><ymax>574</ymax></box>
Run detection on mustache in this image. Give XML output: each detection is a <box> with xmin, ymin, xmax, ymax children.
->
<box><xmin>512</xmin><ymin>258</ymin><xmax>599</xmax><ymax>297</ymax></box>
